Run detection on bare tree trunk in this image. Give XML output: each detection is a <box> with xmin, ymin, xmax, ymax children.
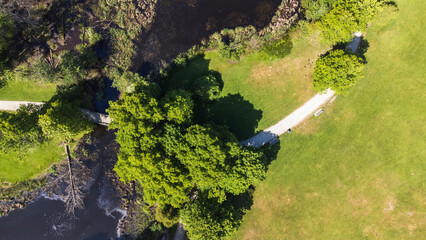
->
<box><xmin>64</xmin><ymin>144</ymin><xmax>84</xmax><ymax>215</ymax></box>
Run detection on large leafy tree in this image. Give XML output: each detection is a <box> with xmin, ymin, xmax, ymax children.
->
<box><xmin>108</xmin><ymin>82</ymin><xmax>266</xmax><ymax>212</ymax></box>
<box><xmin>319</xmin><ymin>0</ymin><xmax>380</xmax><ymax>44</ymax></box>
<box><xmin>38</xmin><ymin>99</ymin><xmax>93</xmax><ymax>142</ymax></box>
<box><xmin>0</xmin><ymin>104</ymin><xmax>43</xmax><ymax>153</ymax></box>
<box><xmin>180</xmin><ymin>192</ymin><xmax>248</xmax><ymax>240</ymax></box>
<box><xmin>313</xmin><ymin>49</ymin><xmax>364</xmax><ymax>95</ymax></box>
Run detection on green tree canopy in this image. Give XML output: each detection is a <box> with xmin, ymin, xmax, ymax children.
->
<box><xmin>301</xmin><ymin>0</ymin><xmax>336</xmax><ymax>21</ymax></box>
<box><xmin>112</xmin><ymin>70</ymin><xmax>145</xmax><ymax>93</ymax></box>
<box><xmin>319</xmin><ymin>0</ymin><xmax>380</xmax><ymax>44</ymax></box>
<box><xmin>0</xmin><ymin>104</ymin><xmax>43</xmax><ymax>153</ymax></box>
<box><xmin>180</xmin><ymin>192</ymin><xmax>247</xmax><ymax>240</ymax></box>
<box><xmin>38</xmin><ymin>99</ymin><xmax>93</xmax><ymax>142</ymax></box>
<box><xmin>313</xmin><ymin>49</ymin><xmax>364</xmax><ymax>95</ymax></box>
<box><xmin>108</xmin><ymin>83</ymin><xmax>266</xmax><ymax>210</ymax></box>
<box><xmin>192</xmin><ymin>75</ymin><xmax>221</xmax><ymax>101</ymax></box>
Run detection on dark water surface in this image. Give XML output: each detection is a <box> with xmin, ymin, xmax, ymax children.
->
<box><xmin>134</xmin><ymin>0</ymin><xmax>281</xmax><ymax>73</ymax></box>
<box><xmin>0</xmin><ymin>177</ymin><xmax>122</xmax><ymax>240</ymax></box>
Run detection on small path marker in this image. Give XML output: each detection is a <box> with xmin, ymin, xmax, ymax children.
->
<box><xmin>314</xmin><ymin>109</ymin><xmax>323</xmax><ymax>117</ymax></box>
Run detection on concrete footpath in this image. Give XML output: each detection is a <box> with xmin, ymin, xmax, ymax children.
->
<box><xmin>0</xmin><ymin>101</ymin><xmax>111</xmax><ymax>126</ymax></box>
<box><xmin>240</xmin><ymin>32</ymin><xmax>362</xmax><ymax>147</ymax></box>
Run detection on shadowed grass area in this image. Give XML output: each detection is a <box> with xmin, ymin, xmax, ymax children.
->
<box><xmin>0</xmin><ymin>81</ymin><xmax>56</xmax><ymax>102</ymax></box>
<box><xmin>164</xmin><ymin>32</ymin><xmax>329</xmax><ymax>136</ymax></box>
<box><xmin>235</xmin><ymin>0</ymin><xmax>425</xmax><ymax>239</ymax></box>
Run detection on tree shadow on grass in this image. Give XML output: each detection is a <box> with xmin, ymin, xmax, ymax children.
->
<box><xmin>209</xmin><ymin>94</ymin><xmax>262</xmax><ymax>140</ymax></box>
<box><xmin>162</xmin><ymin>54</ymin><xmax>223</xmax><ymax>91</ymax></box>
<box><xmin>163</xmin><ymin>54</ymin><xmax>263</xmax><ymax>141</ymax></box>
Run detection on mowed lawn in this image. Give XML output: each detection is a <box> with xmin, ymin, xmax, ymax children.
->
<box><xmin>235</xmin><ymin>0</ymin><xmax>425</xmax><ymax>239</ymax></box>
<box><xmin>0</xmin><ymin>138</ymin><xmax>63</xmax><ymax>183</ymax></box>
<box><xmin>0</xmin><ymin>81</ymin><xmax>56</xmax><ymax>102</ymax></box>
<box><xmin>165</xmin><ymin>32</ymin><xmax>328</xmax><ymax>132</ymax></box>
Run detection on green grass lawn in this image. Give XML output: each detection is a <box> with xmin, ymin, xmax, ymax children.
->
<box><xmin>164</xmin><ymin>32</ymin><xmax>328</xmax><ymax>137</ymax></box>
<box><xmin>0</xmin><ymin>138</ymin><xmax>64</xmax><ymax>183</ymax></box>
<box><xmin>0</xmin><ymin>80</ymin><xmax>56</xmax><ymax>102</ymax></box>
<box><xmin>235</xmin><ymin>0</ymin><xmax>425</xmax><ymax>239</ymax></box>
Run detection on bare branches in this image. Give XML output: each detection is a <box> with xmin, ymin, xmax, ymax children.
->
<box><xmin>64</xmin><ymin>144</ymin><xmax>85</xmax><ymax>215</ymax></box>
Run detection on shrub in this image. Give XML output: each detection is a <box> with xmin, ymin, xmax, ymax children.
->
<box><xmin>263</xmin><ymin>34</ymin><xmax>293</xmax><ymax>58</ymax></box>
<box><xmin>112</xmin><ymin>71</ymin><xmax>145</xmax><ymax>93</ymax></box>
<box><xmin>213</xmin><ymin>26</ymin><xmax>257</xmax><ymax>61</ymax></box>
<box><xmin>80</xmin><ymin>27</ymin><xmax>102</xmax><ymax>46</ymax></box>
<box><xmin>108</xmin><ymin>28</ymin><xmax>135</xmax><ymax>71</ymax></box>
<box><xmin>155</xmin><ymin>204</ymin><xmax>180</xmax><ymax>228</ymax></box>
<box><xmin>0</xmin><ymin>104</ymin><xmax>44</xmax><ymax>154</ymax></box>
<box><xmin>374</xmin><ymin>2</ymin><xmax>399</xmax><ymax>27</ymax></box>
<box><xmin>192</xmin><ymin>75</ymin><xmax>221</xmax><ymax>101</ymax></box>
<box><xmin>301</xmin><ymin>0</ymin><xmax>337</xmax><ymax>21</ymax></box>
<box><xmin>313</xmin><ymin>49</ymin><xmax>364</xmax><ymax>95</ymax></box>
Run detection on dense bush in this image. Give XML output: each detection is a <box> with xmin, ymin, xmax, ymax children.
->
<box><xmin>263</xmin><ymin>34</ymin><xmax>293</xmax><ymax>58</ymax></box>
<box><xmin>112</xmin><ymin>71</ymin><xmax>145</xmax><ymax>93</ymax></box>
<box><xmin>319</xmin><ymin>0</ymin><xmax>380</xmax><ymax>44</ymax></box>
<box><xmin>210</xmin><ymin>26</ymin><xmax>257</xmax><ymax>61</ymax></box>
<box><xmin>155</xmin><ymin>204</ymin><xmax>180</xmax><ymax>228</ymax></box>
<box><xmin>108</xmin><ymin>28</ymin><xmax>135</xmax><ymax>72</ymax></box>
<box><xmin>32</xmin><ymin>51</ymin><xmax>86</xmax><ymax>86</ymax></box>
<box><xmin>0</xmin><ymin>104</ymin><xmax>44</xmax><ymax>154</ymax></box>
<box><xmin>180</xmin><ymin>193</ymin><xmax>246</xmax><ymax>240</ymax></box>
<box><xmin>80</xmin><ymin>27</ymin><xmax>102</xmax><ymax>46</ymax></box>
<box><xmin>38</xmin><ymin>99</ymin><xmax>93</xmax><ymax>142</ymax></box>
<box><xmin>313</xmin><ymin>49</ymin><xmax>364</xmax><ymax>95</ymax></box>
<box><xmin>0</xmin><ymin>12</ymin><xmax>16</xmax><ymax>77</ymax></box>
<box><xmin>192</xmin><ymin>75</ymin><xmax>221</xmax><ymax>101</ymax></box>
<box><xmin>301</xmin><ymin>0</ymin><xmax>336</xmax><ymax>21</ymax></box>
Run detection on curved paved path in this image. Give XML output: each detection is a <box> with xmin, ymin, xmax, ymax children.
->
<box><xmin>0</xmin><ymin>101</ymin><xmax>44</xmax><ymax>111</ymax></box>
<box><xmin>240</xmin><ymin>89</ymin><xmax>335</xmax><ymax>147</ymax></box>
<box><xmin>241</xmin><ymin>32</ymin><xmax>362</xmax><ymax>147</ymax></box>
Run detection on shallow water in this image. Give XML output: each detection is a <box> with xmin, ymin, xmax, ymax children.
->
<box><xmin>0</xmin><ymin>169</ymin><xmax>123</xmax><ymax>240</ymax></box>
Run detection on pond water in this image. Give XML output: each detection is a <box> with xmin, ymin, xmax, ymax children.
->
<box><xmin>0</xmin><ymin>174</ymin><xmax>124</xmax><ymax>240</ymax></box>
<box><xmin>134</xmin><ymin>0</ymin><xmax>281</xmax><ymax>74</ymax></box>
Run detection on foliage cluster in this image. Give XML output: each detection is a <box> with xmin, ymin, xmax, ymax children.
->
<box><xmin>111</xmin><ymin>70</ymin><xmax>146</xmax><ymax>93</ymax></box>
<box><xmin>97</xmin><ymin>0</ymin><xmax>157</xmax><ymax>75</ymax></box>
<box><xmin>180</xmin><ymin>192</ymin><xmax>248</xmax><ymax>240</ymax></box>
<box><xmin>38</xmin><ymin>99</ymin><xmax>93</xmax><ymax>142</ymax></box>
<box><xmin>313</xmin><ymin>49</ymin><xmax>364</xmax><ymax>95</ymax></box>
<box><xmin>0</xmin><ymin>86</ymin><xmax>93</xmax><ymax>157</ymax></box>
<box><xmin>0</xmin><ymin>104</ymin><xmax>43</xmax><ymax>153</ymax></box>
<box><xmin>0</xmin><ymin>12</ymin><xmax>17</xmax><ymax>81</ymax></box>
<box><xmin>107</xmin><ymin>28</ymin><xmax>136</xmax><ymax>72</ymax></box>
<box><xmin>108</xmin><ymin>79</ymin><xmax>267</xmax><ymax>237</ymax></box>
<box><xmin>209</xmin><ymin>26</ymin><xmax>258</xmax><ymax>61</ymax></box>
<box><xmin>319</xmin><ymin>0</ymin><xmax>380</xmax><ymax>44</ymax></box>
<box><xmin>97</xmin><ymin>0</ymin><xmax>158</xmax><ymax>39</ymax></box>
<box><xmin>33</xmin><ymin>50</ymin><xmax>86</xmax><ymax>86</ymax></box>
<box><xmin>262</xmin><ymin>34</ymin><xmax>293</xmax><ymax>58</ymax></box>
<box><xmin>301</xmin><ymin>0</ymin><xmax>337</xmax><ymax>21</ymax></box>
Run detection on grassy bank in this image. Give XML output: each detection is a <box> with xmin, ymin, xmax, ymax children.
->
<box><xmin>0</xmin><ymin>81</ymin><xmax>56</xmax><ymax>102</ymax></box>
<box><xmin>235</xmin><ymin>0</ymin><xmax>425</xmax><ymax>238</ymax></box>
<box><xmin>165</xmin><ymin>31</ymin><xmax>329</xmax><ymax>133</ymax></box>
<box><xmin>0</xmin><ymin>138</ymin><xmax>63</xmax><ymax>183</ymax></box>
